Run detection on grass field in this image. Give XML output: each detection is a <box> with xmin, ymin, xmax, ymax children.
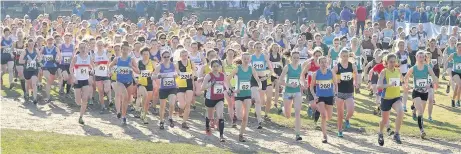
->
<box><xmin>1</xmin><ymin>129</ymin><xmax>230</xmax><ymax>154</ymax></box>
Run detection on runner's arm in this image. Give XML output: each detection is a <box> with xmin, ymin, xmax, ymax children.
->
<box><xmin>19</xmin><ymin>51</ymin><xmax>26</xmax><ymax>64</ymax></box>
<box><xmin>403</xmin><ymin>68</ymin><xmax>413</xmax><ymax>89</ymax></box>
<box><xmin>377</xmin><ymin>71</ymin><xmax>388</xmax><ymax>89</ymax></box>
<box><xmin>309</xmin><ymin>72</ymin><xmax>317</xmax><ymax>97</ymax></box>
<box><xmin>251</xmin><ymin>67</ymin><xmax>262</xmax><ymax>89</ymax></box>
<box><xmin>352</xmin><ymin>64</ymin><xmax>360</xmax><ymax>86</ymax></box>
<box><xmin>130</xmin><ymin>57</ymin><xmax>140</xmax><ymax>74</ymax></box>
<box><xmin>279</xmin><ymin>65</ymin><xmax>289</xmax><ymax>87</ymax></box>
<box><xmin>201</xmin><ymin>74</ymin><xmax>212</xmax><ymax>91</ymax></box>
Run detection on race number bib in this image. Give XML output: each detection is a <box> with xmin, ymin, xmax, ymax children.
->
<box><xmin>43</xmin><ymin>55</ymin><xmax>54</xmax><ymax>61</ymax></box>
<box><xmin>16</xmin><ymin>49</ymin><xmax>25</xmax><ymax>55</ymax></box>
<box><xmin>317</xmin><ymin>80</ymin><xmax>332</xmax><ymax>89</ymax></box>
<box><xmin>364</xmin><ymin>49</ymin><xmax>372</xmax><ymax>56</ymax></box>
<box><xmin>288</xmin><ymin>79</ymin><xmax>299</xmax><ymax>86</ymax></box>
<box><xmin>3</xmin><ymin>48</ymin><xmax>12</xmax><ymax>54</ymax></box>
<box><xmin>431</xmin><ymin>59</ymin><xmax>437</xmax><ymax>65</ymax></box>
<box><xmin>118</xmin><ymin>67</ymin><xmax>130</xmax><ymax>75</ymax></box>
<box><xmin>95</xmin><ymin>64</ymin><xmax>107</xmax><ymax>75</ymax></box>
<box><xmin>416</xmin><ymin>79</ymin><xmax>427</xmax><ymax>88</ymax></box>
<box><xmin>428</xmin><ymin>75</ymin><xmax>433</xmax><ymax>84</ymax></box>
<box><xmin>26</xmin><ymin>60</ymin><xmax>36</xmax><ymax>68</ymax></box>
<box><xmin>194</xmin><ymin>64</ymin><xmax>202</xmax><ymax>72</ymax></box>
<box><xmin>213</xmin><ymin>84</ymin><xmax>224</xmax><ymax>94</ymax></box>
<box><xmin>252</xmin><ymin>61</ymin><xmax>264</xmax><ymax>70</ymax></box>
<box><xmin>239</xmin><ymin>81</ymin><xmax>250</xmax><ymax>90</ymax></box>
<box><xmin>455</xmin><ymin>63</ymin><xmax>461</xmax><ymax>71</ymax></box>
<box><xmin>272</xmin><ymin>62</ymin><xmax>281</xmax><ymax>68</ymax></box>
<box><xmin>355</xmin><ymin>56</ymin><xmax>362</xmax><ymax>66</ymax></box>
<box><xmin>141</xmin><ymin>70</ymin><xmax>151</xmax><ymax>78</ymax></box>
<box><xmin>179</xmin><ymin>72</ymin><xmax>192</xmax><ymax>79</ymax></box>
<box><xmin>162</xmin><ymin>78</ymin><xmax>175</xmax><ymax>86</ymax></box>
<box><xmin>76</xmin><ymin>67</ymin><xmax>89</xmax><ymax>79</ymax></box>
<box><xmin>63</xmin><ymin>56</ymin><xmax>71</xmax><ymax>63</ymax></box>
<box><xmin>389</xmin><ymin>78</ymin><xmax>400</xmax><ymax>87</ymax></box>
<box><xmin>340</xmin><ymin>72</ymin><xmax>353</xmax><ymax>81</ymax></box>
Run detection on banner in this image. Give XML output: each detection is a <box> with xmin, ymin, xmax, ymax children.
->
<box><xmin>395</xmin><ymin>22</ymin><xmax>458</xmax><ymax>38</ymax></box>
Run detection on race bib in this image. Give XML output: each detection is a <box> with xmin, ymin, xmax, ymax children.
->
<box><xmin>213</xmin><ymin>84</ymin><xmax>224</xmax><ymax>94</ymax></box>
<box><xmin>63</xmin><ymin>56</ymin><xmax>71</xmax><ymax>63</ymax></box>
<box><xmin>95</xmin><ymin>64</ymin><xmax>108</xmax><ymax>76</ymax></box>
<box><xmin>239</xmin><ymin>81</ymin><xmax>250</xmax><ymax>90</ymax></box>
<box><xmin>355</xmin><ymin>56</ymin><xmax>362</xmax><ymax>66</ymax></box>
<box><xmin>194</xmin><ymin>64</ymin><xmax>202</xmax><ymax>72</ymax></box>
<box><xmin>288</xmin><ymin>79</ymin><xmax>299</xmax><ymax>86</ymax></box>
<box><xmin>141</xmin><ymin>70</ymin><xmax>151</xmax><ymax>78</ymax></box>
<box><xmin>364</xmin><ymin>49</ymin><xmax>372</xmax><ymax>56</ymax></box>
<box><xmin>3</xmin><ymin>48</ymin><xmax>12</xmax><ymax>54</ymax></box>
<box><xmin>43</xmin><ymin>55</ymin><xmax>54</xmax><ymax>61</ymax></box>
<box><xmin>317</xmin><ymin>80</ymin><xmax>332</xmax><ymax>89</ymax></box>
<box><xmin>26</xmin><ymin>60</ymin><xmax>36</xmax><ymax>68</ymax></box>
<box><xmin>179</xmin><ymin>72</ymin><xmax>192</xmax><ymax>79</ymax></box>
<box><xmin>383</xmin><ymin>37</ymin><xmax>391</xmax><ymax>43</ymax></box>
<box><xmin>252</xmin><ymin>61</ymin><xmax>264</xmax><ymax>70</ymax></box>
<box><xmin>332</xmin><ymin>60</ymin><xmax>338</xmax><ymax>67</ymax></box>
<box><xmin>416</xmin><ymin>79</ymin><xmax>427</xmax><ymax>88</ymax></box>
<box><xmin>455</xmin><ymin>63</ymin><xmax>461</xmax><ymax>71</ymax></box>
<box><xmin>16</xmin><ymin>49</ymin><xmax>25</xmax><ymax>55</ymax></box>
<box><xmin>389</xmin><ymin>78</ymin><xmax>400</xmax><ymax>87</ymax></box>
<box><xmin>272</xmin><ymin>62</ymin><xmax>281</xmax><ymax>68</ymax></box>
<box><xmin>162</xmin><ymin>78</ymin><xmax>175</xmax><ymax>86</ymax></box>
<box><xmin>118</xmin><ymin>67</ymin><xmax>130</xmax><ymax>75</ymax></box>
<box><xmin>340</xmin><ymin>72</ymin><xmax>353</xmax><ymax>81</ymax></box>
<box><xmin>431</xmin><ymin>59</ymin><xmax>437</xmax><ymax>65</ymax></box>
<box><xmin>76</xmin><ymin>66</ymin><xmax>89</xmax><ymax>79</ymax></box>
<box><xmin>428</xmin><ymin>75</ymin><xmax>433</xmax><ymax>84</ymax></box>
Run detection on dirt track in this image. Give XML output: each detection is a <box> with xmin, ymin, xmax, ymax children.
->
<box><xmin>1</xmin><ymin>97</ymin><xmax>460</xmax><ymax>154</ymax></box>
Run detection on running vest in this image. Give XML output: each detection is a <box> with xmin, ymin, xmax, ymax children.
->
<box><xmin>407</xmin><ymin>34</ymin><xmax>419</xmax><ymax>51</ymax></box>
<box><xmin>330</xmin><ymin>48</ymin><xmax>340</xmax><ymax>68</ymax></box>
<box><xmin>42</xmin><ymin>46</ymin><xmax>57</xmax><ymax>68</ymax></box>
<box><xmin>94</xmin><ymin>50</ymin><xmax>110</xmax><ymax>77</ymax></box>
<box><xmin>270</xmin><ymin>52</ymin><xmax>283</xmax><ymax>76</ymax></box>
<box><xmin>138</xmin><ymin>60</ymin><xmax>154</xmax><ymax>86</ymax></box>
<box><xmin>275</xmin><ymin>38</ymin><xmax>285</xmax><ymax>48</ymax></box>
<box><xmin>159</xmin><ymin>63</ymin><xmax>177</xmax><ymax>89</ymax></box>
<box><xmin>396</xmin><ymin>51</ymin><xmax>409</xmax><ymax>73</ymax></box>
<box><xmin>315</xmin><ymin>69</ymin><xmax>334</xmax><ymax>97</ymax></box>
<box><xmin>381</xmin><ymin>29</ymin><xmax>394</xmax><ymax>44</ymax></box>
<box><xmin>205</xmin><ymin>72</ymin><xmax>225</xmax><ymax>100</ymax></box>
<box><xmin>428</xmin><ymin>47</ymin><xmax>440</xmax><ymax>69</ymax></box>
<box><xmin>223</xmin><ymin>59</ymin><xmax>237</xmax><ymax>88</ymax></box>
<box><xmin>446</xmin><ymin>46</ymin><xmax>456</xmax><ymax>65</ymax></box>
<box><xmin>412</xmin><ymin>64</ymin><xmax>429</xmax><ymax>93</ymax></box>
<box><xmin>453</xmin><ymin>53</ymin><xmax>461</xmax><ymax>73</ymax></box>
<box><xmin>354</xmin><ymin>47</ymin><xmax>363</xmax><ymax>70</ymax></box>
<box><xmin>285</xmin><ymin>63</ymin><xmax>301</xmax><ymax>93</ymax></box>
<box><xmin>336</xmin><ymin>62</ymin><xmax>354</xmax><ymax>93</ymax></box>
<box><xmin>306</xmin><ymin>60</ymin><xmax>320</xmax><ymax>86</ymax></box>
<box><xmin>60</xmin><ymin>43</ymin><xmax>74</xmax><ymax>64</ymax></box>
<box><xmin>74</xmin><ymin>54</ymin><xmax>91</xmax><ymax>81</ymax></box>
<box><xmin>116</xmin><ymin>57</ymin><xmax>133</xmax><ymax>83</ymax></box>
<box><xmin>24</xmin><ymin>49</ymin><xmax>38</xmax><ymax>71</ymax></box>
<box><xmin>1</xmin><ymin>37</ymin><xmax>13</xmax><ymax>57</ymax></box>
<box><xmin>236</xmin><ymin>65</ymin><xmax>252</xmax><ymax>97</ymax></box>
<box><xmin>189</xmin><ymin>52</ymin><xmax>203</xmax><ymax>72</ymax></box>
<box><xmin>15</xmin><ymin>42</ymin><xmax>25</xmax><ymax>61</ymax></box>
<box><xmin>251</xmin><ymin>53</ymin><xmax>267</xmax><ymax>72</ymax></box>
<box><xmin>176</xmin><ymin>60</ymin><xmax>193</xmax><ymax>88</ymax></box>
<box><xmin>381</xmin><ymin>68</ymin><xmax>401</xmax><ymax>99</ymax></box>
<box><xmin>438</xmin><ymin>34</ymin><xmax>449</xmax><ymax>48</ymax></box>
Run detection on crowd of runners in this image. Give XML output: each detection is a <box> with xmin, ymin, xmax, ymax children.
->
<box><xmin>1</xmin><ymin>12</ymin><xmax>461</xmax><ymax>146</ymax></box>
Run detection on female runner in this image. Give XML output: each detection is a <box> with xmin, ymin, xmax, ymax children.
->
<box><xmin>70</xmin><ymin>42</ymin><xmax>93</xmax><ymax>124</ymax></box>
<box><xmin>175</xmin><ymin>49</ymin><xmax>195</xmax><ymax>128</ymax></box>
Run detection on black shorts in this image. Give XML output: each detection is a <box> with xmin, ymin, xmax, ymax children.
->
<box><xmin>139</xmin><ymin>84</ymin><xmax>153</xmax><ymax>91</ymax></box>
<box><xmin>357</xmin><ymin>70</ymin><xmax>363</xmax><ymax>74</ymax></box>
<box><xmin>118</xmin><ymin>81</ymin><xmax>133</xmax><ymax>88</ymax></box>
<box><xmin>412</xmin><ymin>91</ymin><xmax>428</xmax><ymax>101</ymax></box>
<box><xmin>317</xmin><ymin>96</ymin><xmax>334</xmax><ymax>106</ymax></box>
<box><xmin>452</xmin><ymin>71</ymin><xmax>461</xmax><ymax>78</ymax></box>
<box><xmin>24</xmin><ymin>70</ymin><xmax>38</xmax><ymax>80</ymax></box>
<box><xmin>159</xmin><ymin>88</ymin><xmax>177</xmax><ymax>99</ymax></box>
<box><xmin>433</xmin><ymin>68</ymin><xmax>440</xmax><ymax>78</ymax></box>
<box><xmin>95</xmin><ymin>76</ymin><xmax>110</xmax><ymax>81</ymax></box>
<box><xmin>205</xmin><ymin>98</ymin><xmax>224</xmax><ymax>108</ymax></box>
<box><xmin>59</xmin><ymin>64</ymin><xmax>70</xmax><ymax>74</ymax></box>
<box><xmin>75</xmin><ymin>80</ymin><xmax>89</xmax><ymax>89</ymax></box>
<box><xmin>251</xmin><ymin>76</ymin><xmax>268</xmax><ymax>90</ymax></box>
<box><xmin>1</xmin><ymin>53</ymin><xmax>12</xmax><ymax>64</ymax></box>
<box><xmin>42</xmin><ymin>67</ymin><xmax>58</xmax><ymax>75</ymax></box>
<box><xmin>178</xmin><ymin>86</ymin><xmax>193</xmax><ymax>93</ymax></box>
<box><xmin>371</xmin><ymin>73</ymin><xmax>379</xmax><ymax>84</ymax></box>
<box><xmin>271</xmin><ymin>76</ymin><xmax>280</xmax><ymax>83</ymax></box>
<box><xmin>381</xmin><ymin>97</ymin><xmax>401</xmax><ymax>112</ymax></box>
<box><xmin>235</xmin><ymin>96</ymin><xmax>251</xmax><ymax>102</ymax></box>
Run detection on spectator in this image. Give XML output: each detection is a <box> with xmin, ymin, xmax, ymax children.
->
<box><xmin>333</xmin><ymin>2</ymin><xmax>341</xmax><ymax>16</ymax></box>
<box><xmin>43</xmin><ymin>2</ymin><xmax>55</xmax><ymax>16</ymax></box>
<box><xmin>355</xmin><ymin>2</ymin><xmax>367</xmax><ymax>35</ymax></box>
<box><xmin>404</xmin><ymin>4</ymin><xmax>411</xmax><ymax>22</ymax></box>
<box><xmin>72</xmin><ymin>3</ymin><xmax>86</xmax><ymax>18</ymax></box>
<box><xmin>457</xmin><ymin>14</ymin><xmax>461</xmax><ymax>27</ymax></box>
<box><xmin>426</xmin><ymin>6</ymin><xmax>434</xmax><ymax>23</ymax></box>
<box><xmin>22</xmin><ymin>2</ymin><xmax>30</xmax><ymax>14</ymax></box>
<box><xmin>263</xmin><ymin>4</ymin><xmax>272</xmax><ymax>20</ymax></box>
<box><xmin>118</xmin><ymin>1</ymin><xmax>126</xmax><ymax>16</ymax></box>
<box><xmin>326</xmin><ymin>8</ymin><xmax>339</xmax><ymax>28</ymax></box>
<box><xmin>419</xmin><ymin>7</ymin><xmax>428</xmax><ymax>23</ymax></box>
<box><xmin>28</xmin><ymin>3</ymin><xmax>40</xmax><ymax>20</ymax></box>
<box><xmin>445</xmin><ymin>10</ymin><xmax>458</xmax><ymax>26</ymax></box>
<box><xmin>434</xmin><ymin>7</ymin><xmax>441</xmax><ymax>24</ymax></box>
<box><xmin>135</xmin><ymin>1</ymin><xmax>146</xmax><ymax>18</ymax></box>
<box><xmin>392</xmin><ymin>5</ymin><xmax>401</xmax><ymax>21</ymax></box>
<box><xmin>340</xmin><ymin>6</ymin><xmax>353</xmax><ymax>22</ymax></box>
<box><xmin>97</xmin><ymin>12</ymin><xmax>104</xmax><ymax>22</ymax></box>
<box><xmin>366</xmin><ymin>2</ymin><xmax>372</xmax><ymax>18</ymax></box>
<box><xmin>411</xmin><ymin>7</ymin><xmax>421</xmax><ymax>23</ymax></box>
<box><xmin>296</xmin><ymin>3</ymin><xmax>308</xmax><ymax>26</ymax></box>
<box><xmin>175</xmin><ymin>1</ymin><xmax>186</xmax><ymax>22</ymax></box>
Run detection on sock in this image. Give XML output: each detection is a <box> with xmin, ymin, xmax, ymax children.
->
<box><xmin>20</xmin><ymin>79</ymin><xmax>26</xmax><ymax>94</ymax></box>
<box><xmin>66</xmin><ymin>82</ymin><xmax>71</xmax><ymax>94</ymax></box>
<box><xmin>219</xmin><ymin>119</ymin><xmax>224</xmax><ymax>136</ymax></box>
<box><xmin>417</xmin><ymin>116</ymin><xmax>423</xmax><ymax>130</ymax></box>
<box><xmin>205</xmin><ymin>117</ymin><xmax>210</xmax><ymax>129</ymax></box>
<box><xmin>314</xmin><ymin>110</ymin><xmax>320</xmax><ymax>123</ymax></box>
<box><xmin>62</xmin><ymin>81</ymin><xmax>66</xmax><ymax>88</ymax></box>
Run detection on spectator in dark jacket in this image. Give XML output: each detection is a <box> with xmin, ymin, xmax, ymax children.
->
<box><xmin>434</xmin><ymin>7</ymin><xmax>441</xmax><ymax>24</ymax></box>
<box><xmin>297</xmin><ymin>3</ymin><xmax>308</xmax><ymax>25</ymax></box>
<box><xmin>445</xmin><ymin>10</ymin><xmax>458</xmax><ymax>26</ymax></box>
<box><xmin>340</xmin><ymin>6</ymin><xmax>353</xmax><ymax>22</ymax></box>
<box><xmin>419</xmin><ymin>7</ymin><xmax>428</xmax><ymax>23</ymax></box>
<box><xmin>411</xmin><ymin>7</ymin><xmax>421</xmax><ymax>23</ymax></box>
<box><xmin>28</xmin><ymin>3</ymin><xmax>40</xmax><ymax>20</ymax></box>
<box><xmin>326</xmin><ymin>9</ymin><xmax>340</xmax><ymax>27</ymax></box>
<box><xmin>438</xmin><ymin>8</ymin><xmax>449</xmax><ymax>25</ymax></box>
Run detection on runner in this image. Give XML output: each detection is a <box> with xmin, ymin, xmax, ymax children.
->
<box><xmin>13</xmin><ymin>31</ymin><xmax>26</xmax><ymax>94</ymax></box>
<box><xmin>268</xmin><ymin>43</ymin><xmax>285</xmax><ymax>116</ymax></box>
<box><xmin>59</xmin><ymin>33</ymin><xmax>75</xmax><ymax>95</ymax></box>
<box><xmin>19</xmin><ymin>39</ymin><xmax>39</xmax><ymax>104</ymax></box>
<box><xmin>444</xmin><ymin>42</ymin><xmax>461</xmax><ymax>108</ymax></box>
<box><xmin>332</xmin><ymin>49</ymin><xmax>359</xmax><ymax>137</ymax></box>
<box><xmin>1</xmin><ymin>28</ymin><xmax>15</xmax><ymax>89</ymax></box>
<box><xmin>327</xmin><ymin>37</ymin><xmax>341</xmax><ymax>68</ymax></box>
<box><xmin>300</xmin><ymin>48</ymin><xmax>321</xmax><ymax>119</ymax></box>
<box><xmin>175</xmin><ymin>49</ymin><xmax>195</xmax><ymax>128</ymax></box>
<box><xmin>396</xmin><ymin>40</ymin><xmax>410</xmax><ymax>112</ymax></box>
<box><xmin>424</xmin><ymin>52</ymin><xmax>436</xmax><ymax>121</ymax></box>
<box><xmin>222</xmin><ymin>48</ymin><xmax>237</xmax><ymax>127</ymax></box>
<box><xmin>189</xmin><ymin>41</ymin><xmax>206</xmax><ymax>107</ymax></box>
<box><xmin>153</xmin><ymin>50</ymin><xmax>178</xmax><ymax>129</ymax></box>
<box><xmin>443</xmin><ymin>37</ymin><xmax>458</xmax><ymax>94</ymax></box>
<box><xmin>109</xmin><ymin>42</ymin><xmax>139</xmax><ymax>125</ymax></box>
<box><xmin>110</xmin><ymin>44</ymin><xmax>122</xmax><ymax>112</ymax></box>
<box><xmin>226</xmin><ymin>52</ymin><xmax>262</xmax><ymax>142</ymax></box>
<box><xmin>367</xmin><ymin>49</ymin><xmax>385</xmax><ymax>114</ymax></box>
<box><xmin>406</xmin><ymin>27</ymin><xmax>419</xmax><ymax>66</ymax></box>
<box><xmin>69</xmin><ymin>42</ymin><xmax>93</xmax><ymax>125</ymax></box>
<box><xmin>137</xmin><ymin>47</ymin><xmax>155</xmax><ymax>124</ymax></box>
<box><xmin>350</xmin><ymin>37</ymin><xmax>365</xmax><ymax>93</ymax></box>
<box><xmin>93</xmin><ymin>40</ymin><xmax>111</xmax><ymax>114</ymax></box>
<box><xmin>310</xmin><ymin>56</ymin><xmax>337</xmax><ymax>143</ymax></box>
<box><xmin>279</xmin><ymin>51</ymin><xmax>303</xmax><ymax>141</ymax></box>
<box><xmin>41</xmin><ymin>37</ymin><xmax>61</xmax><ymax>103</ymax></box>
<box><xmin>377</xmin><ymin>53</ymin><xmax>405</xmax><ymax>146</ymax></box>
<box><xmin>380</xmin><ymin>21</ymin><xmax>394</xmax><ymax>50</ymax></box>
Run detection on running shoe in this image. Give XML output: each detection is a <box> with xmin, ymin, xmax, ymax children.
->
<box><xmin>169</xmin><ymin>119</ymin><xmax>174</xmax><ymax>128</ymax></box>
<box><xmin>182</xmin><ymin>122</ymin><xmax>189</xmax><ymax>129</ymax></box>
<box><xmin>387</xmin><ymin>128</ymin><xmax>395</xmax><ymax>136</ymax></box>
<box><xmin>337</xmin><ymin>131</ymin><xmax>344</xmax><ymax>137</ymax></box>
<box><xmin>307</xmin><ymin>107</ymin><xmax>313</xmax><ymax>118</ymax></box>
<box><xmin>232</xmin><ymin>123</ymin><xmax>237</xmax><ymax>128</ymax></box>
<box><xmin>59</xmin><ymin>89</ymin><xmax>64</xmax><ymax>95</ymax></box>
<box><xmin>78</xmin><ymin>117</ymin><xmax>84</xmax><ymax>125</ymax></box>
<box><xmin>220</xmin><ymin>136</ymin><xmax>225</xmax><ymax>142</ymax></box>
<box><xmin>421</xmin><ymin>131</ymin><xmax>426</xmax><ymax>139</ymax></box>
<box><xmin>457</xmin><ymin>100</ymin><xmax>460</xmax><ymax>107</ymax></box>
<box><xmin>99</xmin><ymin>107</ymin><xmax>105</xmax><ymax>114</ymax></box>
<box><xmin>141</xmin><ymin>115</ymin><xmax>148</xmax><ymax>124</ymax></box>
<box><xmin>345</xmin><ymin>120</ymin><xmax>351</xmax><ymax>129</ymax></box>
<box><xmin>160</xmin><ymin>122</ymin><xmax>165</xmax><ymax>130</ymax></box>
<box><xmin>239</xmin><ymin>134</ymin><xmax>246</xmax><ymax>142</ymax></box>
<box><xmin>295</xmin><ymin>135</ymin><xmax>302</xmax><ymax>141</ymax></box>
<box><xmin>322</xmin><ymin>136</ymin><xmax>328</xmax><ymax>143</ymax></box>
<box><xmin>33</xmin><ymin>100</ymin><xmax>38</xmax><ymax>105</ymax></box>
<box><xmin>117</xmin><ymin>113</ymin><xmax>121</xmax><ymax>119</ymax></box>
<box><xmin>134</xmin><ymin>111</ymin><xmax>141</xmax><ymax>118</ymax></box>
<box><xmin>412</xmin><ymin>113</ymin><xmax>417</xmax><ymax>121</ymax></box>
<box><xmin>121</xmin><ymin>118</ymin><xmax>127</xmax><ymax>125</ymax></box>
<box><xmin>369</xmin><ymin>91</ymin><xmax>373</xmax><ymax>96</ymax></box>
<box><xmin>428</xmin><ymin>117</ymin><xmax>433</xmax><ymax>122</ymax></box>
<box><xmin>9</xmin><ymin>84</ymin><xmax>13</xmax><ymax>89</ymax></box>
<box><xmin>452</xmin><ymin>100</ymin><xmax>456</xmax><ymax>107</ymax></box>
<box><xmin>378</xmin><ymin>133</ymin><xmax>384</xmax><ymax>146</ymax></box>
<box><xmin>393</xmin><ymin>133</ymin><xmax>402</xmax><ymax>144</ymax></box>
<box><xmin>446</xmin><ymin>85</ymin><xmax>450</xmax><ymax>94</ymax></box>
<box><xmin>88</xmin><ymin>98</ymin><xmax>94</xmax><ymax>105</ymax></box>
<box><xmin>355</xmin><ymin>88</ymin><xmax>360</xmax><ymax>94</ymax></box>
<box><xmin>257</xmin><ymin>122</ymin><xmax>263</xmax><ymax>129</ymax></box>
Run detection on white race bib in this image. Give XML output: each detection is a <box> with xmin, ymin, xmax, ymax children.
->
<box><xmin>118</xmin><ymin>67</ymin><xmax>130</xmax><ymax>75</ymax></box>
<box><xmin>383</xmin><ymin>37</ymin><xmax>391</xmax><ymax>43</ymax></box>
<box><xmin>355</xmin><ymin>56</ymin><xmax>362</xmax><ymax>66</ymax></box>
<box><xmin>162</xmin><ymin>78</ymin><xmax>175</xmax><ymax>86</ymax></box>
<box><xmin>76</xmin><ymin>66</ymin><xmax>90</xmax><ymax>79</ymax></box>
<box><xmin>428</xmin><ymin>75</ymin><xmax>433</xmax><ymax>84</ymax></box>
<box><xmin>239</xmin><ymin>81</ymin><xmax>251</xmax><ymax>90</ymax></box>
<box><xmin>431</xmin><ymin>59</ymin><xmax>437</xmax><ymax>65</ymax></box>
<box><xmin>288</xmin><ymin>79</ymin><xmax>299</xmax><ymax>86</ymax></box>
<box><xmin>340</xmin><ymin>72</ymin><xmax>353</xmax><ymax>81</ymax></box>
<box><xmin>63</xmin><ymin>56</ymin><xmax>71</xmax><ymax>63</ymax></box>
<box><xmin>317</xmin><ymin>80</ymin><xmax>332</xmax><ymax>89</ymax></box>
<box><xmin>389</xmin><ymin>78</ymin><xmax>400</xmax><ymax>87</ymax></box>
<box><xmin>3</xmin><ymin>48</ymin><xmax>12</xmax><ymax>54</ymax></box>
<box><xmin>26</xmin><ymin>60</ymin><xmax>36</xmax><ymax>68</ymax></box>
<box><xmin>141</xmin><ymin>70</ymin><xmax>151</xmax><ymax>78</ymax></box>
<box><xmin>252</xmin><ymin>61</ymin><xmax>265</xmax><ymax>70</ymax></box>
<box><xmin>455</xmin><ymin>63</ymin><xmax>461</xmax><ymax>71</ymax></box>
<box><xmin>179</xmin><ymin>72</ymin><xmax>192</xmax><ymax>79</ymax></box>
<box><xmin>332</xmin><ymin>60</ymin><xmax>338</xmax><ymax>66</ymax></box>
<box><xmin>416</xmin><ymin>79</ymin><xmax>427</xmax><ymax>88</ymax></box>
<box><xmin>43</xmin><ymin>55</ymin><xmax>54</xmax><ymax>61</ymax></box>
<box><xmin>364</xmin><ymin>49</ymin><xmax>372</xmax><ymax>55</ymax></box>
<box><xmin>95</xmin><ymin>64</ymin><xmax>108</xmax><ymax>76</ymax></box>
<box><xmin>272</xmin><ymin>62</ymin><xmax>281</xmax><ymax>68</ymax></box>
<box><xmin>213</xmin><ymin>84</ymin><xmax>224</xmax><ymax>94</ymax></box>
